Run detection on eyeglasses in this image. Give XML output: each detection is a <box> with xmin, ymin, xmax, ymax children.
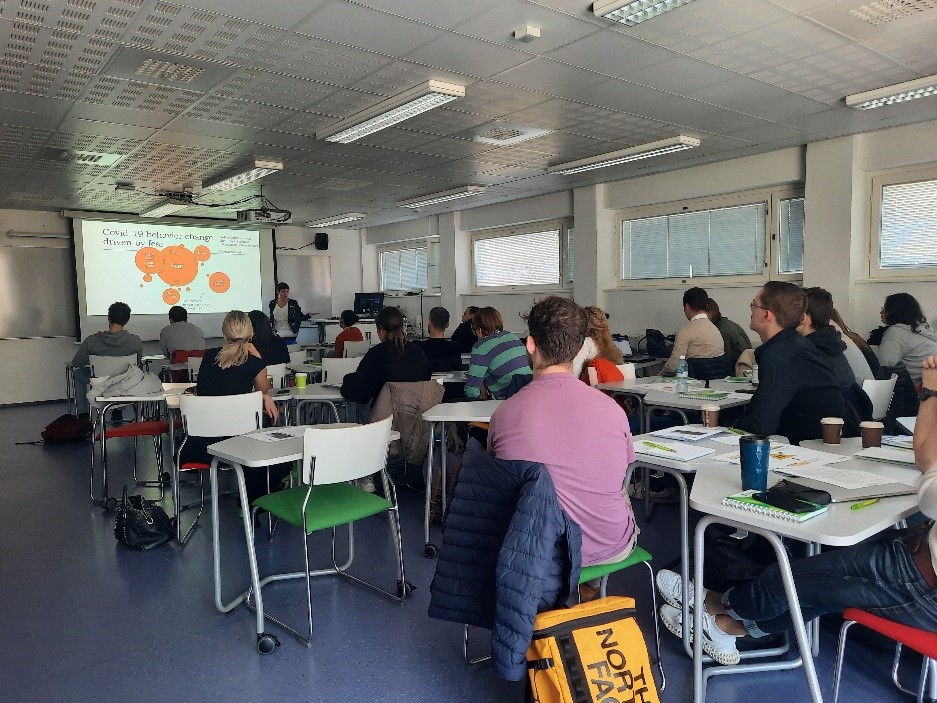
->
<box><xmin>750</xmin><ymin>300</ymin><xmax>768</xmax><ymax>311</ymax></box>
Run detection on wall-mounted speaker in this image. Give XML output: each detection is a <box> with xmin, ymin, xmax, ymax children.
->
<box><xmin>314</xmin><ymin>232</ymin><xmax>328</xmax><ymax>250</ymax></box>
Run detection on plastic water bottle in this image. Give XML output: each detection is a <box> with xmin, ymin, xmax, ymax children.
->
<box><xmin>676</xmin><ymin>355</ymin><xmax>689</xmax><ymax>395</ymax></box>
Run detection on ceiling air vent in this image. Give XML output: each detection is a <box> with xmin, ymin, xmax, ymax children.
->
<box><xmin>100</xmin><ymin>46</ymin><xmax>238</xmax><ymax>91</ymax></box>
<box><xmin>471</xmin><ymin>122</ymin><xmax>552</xmax><ymax>146</ymax></box>
<box><xmin>849</xmin><ymin>0</ymin><xmax>937</xmax><ymax>26</ymax></box>
<box><xmin>36</xmin><ymin>147</ymin><xmax>123</xmax><ymax>166</ymax></box>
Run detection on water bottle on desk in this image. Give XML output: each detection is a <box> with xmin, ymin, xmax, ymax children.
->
<box><xmin>751</xmin><ymin>363</ymin><xmax>759</xmax><ymax>386</ymax></box>
<box><xmin>676</xmin><ymin>355</ymin><xmax>689</xmax><ymax>394</ymax></box>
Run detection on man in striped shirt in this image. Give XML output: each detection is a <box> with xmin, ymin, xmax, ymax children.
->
<box><xmin>464</xmin><ymin>306</ymin><xmax>532</xmax><ymax>400</ymax></box>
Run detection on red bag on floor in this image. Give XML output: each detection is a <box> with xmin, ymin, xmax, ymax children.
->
<box><xmin>41</xmin><ymin>414</ymin><xmax>93</xmax><ymax>443</ymax></box>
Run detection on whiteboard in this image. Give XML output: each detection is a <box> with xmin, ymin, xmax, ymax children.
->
<box><xmin>0</xmin><ymin>245</ymin><xmax>77</xmax><ymax>338</ymax></box>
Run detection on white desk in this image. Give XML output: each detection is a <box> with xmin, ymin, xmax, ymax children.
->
<box><xmin>898</xmin><ymin>416</ymin><xmax>916</xmax><ymax>434</ymax></box>
<box><xmin>207</xmin><ymin>424</ymin><xmax>398</xmax><ymax>649</ymax></box>
<box><xmin>286</xmin><ymin>383</ymin><xmax>345</xmax><ymax>424</ymax></box>
<box><xmin>421</xmin><ymin>399</ymin><xmax>502</xmax><ymax>556</ymax></box>
<box><xmin>688</xmin><ymin>455</ymin><xmax>919</xmax><ymax>702</ymax></box>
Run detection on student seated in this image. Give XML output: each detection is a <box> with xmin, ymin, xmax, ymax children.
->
<box><xmin>450</xmin><ymin>306</ymin><xmax>479</xmax><ymax>354</ymax></box>
<box><xmin>661</xmin><ymin>286</ymin><xmax>725</xmax><ymax>375</ymax></box>
<box><xmin>181</xmin><ymin>310</ymin><xmax>279</xmax><ymax>504</ymax></box>
<box><xmin>576</xmin><ymin>306</ymin><xmax>624</xmax><ymax>382</ymax></box>
<box><xmin>464</xmin><ymin>307</ymin><xmax>532</xmax><ymax>400</ymax></box>
<box><xmin>158</xmin><ymin>305</ymin><xmax>205</xmax><ymax>359</ymax></box>
<box><xmin>247</xmin><ymin>310</ymin><xmax>290</xmax><ymax>366</ymax></box>
<box><xmin>733</xmin><ymin>281</ymin><xmax>845</xmax><ymax>444</ymax></box>
<box><xmin>333</xmin><ymin>309</ymin><xmax>364</xmax><ymax>358</ymax></box>
<box><xmin>704</xmin><ymin>298</ymin><xmax>751</xmax><ymax>368</ymax></box>
<box><xmin>340</xmin><ymin>306</ymin><xmax>431</xmax><ymax>407</ymax></box>
<box><xmin>656</xmin><ymin>353</ymin><xmax>937</xmax><ymax>665</ymax></box>
<box><xmin>414</xmin><ymin>306</ymin><xmax>462</xmax><ymax>372</ymax></box>
<box><xmin>830</xmin><ymin>307</ymin><xmax>876</xmax><ymax>383</ymax></box>
<box><xmin>488</xmin><ymin>296</ymin><xmax>638</xmax><ymax>570</ymax></box>
<box><xmin>876</xmin><ymin>293</ymin><xmax>937</xmax><ymax>386</ymax></box>
<box><xmin>71</xmin><ymin>301</ymin><xmax>143</xmax><ymax>417</ymax></box>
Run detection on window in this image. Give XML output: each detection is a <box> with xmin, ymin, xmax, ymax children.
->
<box><xmin>617</xmin><ymin>186</ymin><xmax>803</xmax><ymax>286</ymax></box>
<box><xmin>871</xmin><ymin>168</ymin><xmax>937</xmax><ymax>278</ymax></box>
<box><xmin>472</xmin><ymin>221</ymin><xmax>570</xmax><ymax>290</ymax></box>
<box><xmin>379</xmin><ymin>241</ymin><xmax>439</xmax><ymax>292</ymax></box>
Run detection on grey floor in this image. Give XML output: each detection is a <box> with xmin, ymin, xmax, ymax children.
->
<box><xmin>0</xmin><ymin>402</ymin><xmax>914</xmax><ymax>702</ymax></box>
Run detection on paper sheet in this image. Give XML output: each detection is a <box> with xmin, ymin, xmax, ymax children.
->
<box><xmin>855</xmin><ymin>446</ymin><xmax>917</xmax><ymax>465</ymax></box>
<box><xmin>714</xmin><ymin>443</ymin><xmax>849</xmax><ymax>470</ymax></box>
<box><xmin>249</xmin><ymin>427</ymin><xmax>306</xmax><ymax>442</ymax></box>
<box><xmin>650</xmin><ymin>426</ymin><xmax>725</xmax><ymax>442</ymax></box>
<box><xmin>881</xmin><ymin>435</ymin><xmax>914</xmax><ymax>450</ymax></box>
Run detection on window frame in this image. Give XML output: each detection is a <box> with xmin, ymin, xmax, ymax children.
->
<box><xmin>869</xmin><ymin>165</ymin><xmax>937</xmax><ymax>281</ymax></box>
<box><xmin>470</xmin><ymin>219</ymin><xmax>572</xmax><ymax>293</ymax></box>
<box><xmin>378</xmin><ymin>238</ymin><xmax>440</xmax><ymax>294</ymax></box>
<box><xmin>614</xmin><ymin>185</ymin><xmax>804</xmax><ymax>289</ymax></box>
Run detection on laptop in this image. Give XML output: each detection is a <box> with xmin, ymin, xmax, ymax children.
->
<box><xmin>779</xmin><ymin>475</ymin><xmax>917</xmax><ymax>503</ymax></box>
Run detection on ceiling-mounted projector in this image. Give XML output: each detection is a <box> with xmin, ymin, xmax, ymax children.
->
<box><xmin>237</xmin><ymin>208</ymin><xmax>291</xmax><ymax>223</ymax></box>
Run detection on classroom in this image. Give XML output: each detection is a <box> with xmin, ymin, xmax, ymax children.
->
<box><xmin>1</xmin><ymin>0</ymin><xmax>937</xmax><ymax>701</ymax></box>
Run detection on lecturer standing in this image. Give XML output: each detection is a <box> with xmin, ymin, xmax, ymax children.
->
<box><xmin>268</xmin><ymin>282</ymin><xmax>316</xmax><ymax>343</ymax></box>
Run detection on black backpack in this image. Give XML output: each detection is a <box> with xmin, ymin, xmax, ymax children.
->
<box><xmin>643</xmin><ymin>328</ymin><xmax>675</xmax><ymax>359</ymax></box>
<box><xmin>41</xmin><ymin>414</ymin><xmax>93</xmax><ymax>443</ymax></box>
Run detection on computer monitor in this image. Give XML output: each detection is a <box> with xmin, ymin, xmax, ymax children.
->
<box><xmin>354</xmin><ymin>292</ymin><xmax>384</xmax><ymax>317</ymax></box>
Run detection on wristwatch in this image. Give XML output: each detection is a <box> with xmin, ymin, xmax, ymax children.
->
<box><xmin>919</xmin><ymin>387</ymin><xmax>937</xmax><ymax>402</ymax></box>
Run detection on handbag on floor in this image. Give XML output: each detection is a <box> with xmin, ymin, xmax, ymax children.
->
<box><xmin>526</xmin><ymin>596</ymin><xmax>661</xmax><ymax>703</ymax></box>
<box><xmin>114</xmin><ymin>487</ymin><xmax>174</xmax><ymax>550</ymax></box>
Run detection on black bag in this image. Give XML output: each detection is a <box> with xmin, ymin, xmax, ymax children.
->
<box><xmin>643</xmin><ymin>329</ymin><xmax>674</xmax><ymax>359</ymax></box>
<box><xmin>114</xmin><ymin>487</ymin><xmax>174</xmax><ymax>550</ymax></box>
<box><xmin>41</xmin><ymin>414</ymin><xmax>92</xmax><ymax>443</ymax></box>
<box><xmin>702</xmin><ymin>525</ymin><xmax>783</xmax><ymax>592</ymax></box>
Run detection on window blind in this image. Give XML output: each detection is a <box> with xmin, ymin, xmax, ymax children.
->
<box><xmin>474</xmin><ymin>229</ymin><xmax>560</xmax><ymax>287</ymax></box>
<box><xmin>880</xmin><ymin>179</ymin><xmax>937</xmax><ymax>269</ymax></box>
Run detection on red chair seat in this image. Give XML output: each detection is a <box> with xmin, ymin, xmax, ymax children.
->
<box><xmin>104</xmin><ymin>420</ymin><xmax>170</xmax><ymax>439</ymax></box>
<box><xmin>180</xmin><ymin>462</ymin><xmax>211</xmax><ymax>471</ymax></box>
<box><xmin>844</xmin><ymin>608</ymin><xmax>937</xmax><ymax>660</ymax></box>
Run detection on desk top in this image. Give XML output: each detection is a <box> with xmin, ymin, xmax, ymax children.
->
<box><xmin>422</xmin><ymin>399</ymin><xmax>502</xmax><ymax>422</ymax></box>
<box><xmin>689</xmin><ymin>462</ymin><xmax>919</xmax><ymax>547</ymax></box>
<box><xmin>277</xmin><ymin>383</ymin><xmax>344</xmax><ymax>401</ymax></box>
<box><xmin>898</xmin><ymin>416</ymin><xmax>916</xmax><ymax>434</ymax></box>
<box><xmin>597</xmin><ymin>377</ymin><xmax>754</xmax><ymax>410</ymax></box>
<box><xmin>207</xmin><ymin>424</ymin><xmax>398</xmax><ymax>467</ymax></box>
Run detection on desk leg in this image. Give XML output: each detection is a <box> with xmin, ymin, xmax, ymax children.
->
<box><xmin>423</xmin><ymin>421</ymin><xmax>438</xmax><ymax>557</ymax></box>
<box><xmin>693</xmin><ymin>515</ymin><xmax>823</xmax><ymax>703</ymax></box>
<box><xmin>212</xmin><ymin>459</ymin><xmax>261</xmax><ymax>618</ymax></box>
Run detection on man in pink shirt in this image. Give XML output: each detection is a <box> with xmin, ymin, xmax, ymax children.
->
<box><xmin>488</xmin><ymin>296</ymin><xmax>638</xmax><ymax>567</ymax></box>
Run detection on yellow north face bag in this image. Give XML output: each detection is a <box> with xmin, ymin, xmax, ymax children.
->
<box><xmin>526</xmin><ymin>596</ymin><xmax>660</xmax><ymax>703</ymax></box>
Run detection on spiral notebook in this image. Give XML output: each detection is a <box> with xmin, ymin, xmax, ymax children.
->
<box><xmin>723</xmin><ymin>490</ymin><xmax>829</xmax><ymax>523</ymax></box>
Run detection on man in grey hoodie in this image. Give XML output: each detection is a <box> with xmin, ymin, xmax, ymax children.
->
<box><xmin>71</xmin><ymin>302</ymin><xmax>143</xmax><ymax>416</ymax></box>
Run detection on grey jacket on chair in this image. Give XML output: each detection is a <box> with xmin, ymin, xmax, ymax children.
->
<box><xmin>369</xmin><ymin>380</ymin><xmax>443</xmax><ymax>465</ymax></box>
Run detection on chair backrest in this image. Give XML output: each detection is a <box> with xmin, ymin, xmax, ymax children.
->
<box><xmin>735</xmin><ymin>349</ymin><xmax>756</xmax><ymax>376</ymax></box>
<box><xmin>343</xmin><ymin>340</ymin><xmax>370</xmax><ymax>358</ymax></box>
<box><xmin>187</xmin><ymin>355</ymin><xmax>203</xmax><ymax>381</ymax></box>
<box><xmin>89</xmin><ymin>354</ymin><xmax>137</xmax><ymax>378</ymax></box>
<box><xmin>266</xmin><ymin>362</ymin><xmax>287</xmax><ymax>389</ymax></box>
<box><xmin>862</xmin><ymin>373</ymin><xmax>898</xmax><ymax>420</ymax></box>
<box><xmin>322</xmin><ymin>356</ymin><xmax>361</xmax><ymax>385</ymax></box>
<box><xmin>179</xmin><ymin>391</ymin><xmax>263</xmax><ymax>438</ymax></box>
<box><xmin>289</xmin><ymin>350</ymin><xmax>308</xmax><ymax>367</ymax></box>
<box><xmin>170</xmin><ymin>349</ymin><xmax>204</xmax><ymax>382</ymax></box>
<box><xmin>586</xmin><ymin>366</ymin><xmax>599</xmax><ymax>386</ymax></box>
<box><xmin>617</xmin><ymin>362</ymin><xmax>636</xmax><ymax>380</ymax></box>
<box><xmin>302</xmin><ymin>416</ymin><xmax>393</xmax><ymax>485</ymax></box>
<box><xmin>687</xmin><ymin>355</ymin><xmax>734</xmax><ymax>381</ymax></box>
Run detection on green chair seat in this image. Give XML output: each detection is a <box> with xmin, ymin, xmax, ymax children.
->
<box><xmin>579</xmin><ymin>546</ymin><xmax>653</xmax><ymax>584</ymax></box>
<box><xmin>254</xmin><ymin>482</ymin><xmax>392</xmax><ymax>534</ymax></box>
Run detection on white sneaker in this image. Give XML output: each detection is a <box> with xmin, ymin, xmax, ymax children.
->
<box><xmin>655</xmin><ymin>569</ymin><xmax>697</xmax><ymax>611</ymax></box>
<box><xmin>659</xmin><ymin>604</ymin><xmax>740</xmax><ymax>666</ymax></box>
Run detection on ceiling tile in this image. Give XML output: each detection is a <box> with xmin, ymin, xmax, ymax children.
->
<box><xmin>404</xmin><ymin>32</ymin><xmax>533</xmax><ymax>78</ymax></box>
<box><xmin>546</xmin><ymin>29</ymin><xmax>676</xmax><ymax>76</ymax></box>
<box><xmin>494</xmin><ymin>57</ymin><xmax>609</xmax><ymax>95</ymax></box>
<box><xmin>453</xmin><ymin>0</ymin><xmax>601</xmax><ymax>54</ymax></box>
<box><xmin>568</xmin><ymin>78</ymin><xmax>671</xmax><ymax>111</ymax></box>
<box><xmin>355</xmin><ymin>0</ymin><xmax>500</xmax><ymax>29</ymax></box>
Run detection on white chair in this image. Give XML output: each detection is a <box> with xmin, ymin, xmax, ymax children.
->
<box><xmin>187</xmin><ymin>356</ymin><xmax>203</xmax><ymax>382</ymax></box>
<box><xmin>251</xmin><ymin>417</ymin><xmax>409</xmax><ymax>645</ymax></box>
<box><xmin>267</xmin><ymin>362</ymin><xmax>287</xmax><ymax>389</ymax></box>
<box><xmin>88</xmin><ymin>353</ymin><xmax>138</xmax><ymax>378</ymax></box>
<box><xmin>175</xmin><ymin>392</ymin><xmax>263</xmax><ymax>544</ymax></box>
<box><xmin>862</xmin><ymin>373</ymin><xmax>898</xmax><ymax>421</ymax></box>
<box><xmin>343</xmin><ymin>340</ymin><xmax>370</xmax><ymax>358</ymax></box>
<box><xmin>617</xmin><ymin>362</ymin><xmax>636</xmax><ymax>380</ymax></box>
<box><xmin>321</xmin><ymin>356</ymin><xmax>361</xmax><ymax>385</ymax></box>
<box><xmin>289</xmin><ymin>350</ymin><xmax>308</xmax><ymax>367</ymax></box>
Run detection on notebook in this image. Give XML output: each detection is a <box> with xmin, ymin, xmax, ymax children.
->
<box><xmin>723</xmin><ymin>490</ymin><xmax>829</xmax><ymax>522</ymax></box>
<box><xmin>634</xmin><ymin>439</ymin><xmax>716</xmax><ymax>461</ymax></box>
<box><xmin>678</xmin><ymin>390</ymin><xmax>729</xmax><ymax>401</ymax></box>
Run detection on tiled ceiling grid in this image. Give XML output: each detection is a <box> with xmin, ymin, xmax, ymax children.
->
<box><xmin>0</xmin><ymin>0</ymin><xmax>933</xmax><ymax>226</ymax></box>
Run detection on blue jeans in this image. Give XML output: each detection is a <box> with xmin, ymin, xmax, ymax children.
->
<box><xmin>723</xmin><ymin>528</ymin><xmax>937</xmax><ymax>637</ymax></box>
<box><xmin>73</xmin><ymin>367</ymin><xmax>91</xmax><ymax>415</ymax></box>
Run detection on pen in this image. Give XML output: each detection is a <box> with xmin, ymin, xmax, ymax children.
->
<box><xmin>727</xmin><ymin>427</ymin><xmax>747</xmax><ymax>435</ymax></box>
<box><xmin>643</xmin><ymin>441</ymin><xmax>676</xmax><ymax>453</ymax></box>
<box><xmin>851</xmin><ymin>498</ymin><xmax>879</xmax><ymax>511</ymax></box>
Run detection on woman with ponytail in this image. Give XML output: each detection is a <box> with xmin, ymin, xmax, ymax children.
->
<box><xmin>340</xmin><ymin>306</ymin><xmax>431</xmax><ymax>406</ymax></box>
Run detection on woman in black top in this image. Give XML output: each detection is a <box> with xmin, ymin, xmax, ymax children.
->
<box><xmin>341</xmin><ymin>306</ymin><xmax>431</xmax><ymax>405</ymax></box>
<box><xmin>247</xmin><ymin>309</ymin><xmax>290</xmax><ymax>366</ymax></box>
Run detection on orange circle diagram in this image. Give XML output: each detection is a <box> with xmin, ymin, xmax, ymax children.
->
<box><xmin>208</xmin><ymin>271</ymin><xmax>230</xmax><ymax>293</ymax></box>
<box><xmin>157</xmin><ymin>245</ymin><xmax>199</xmax><ymax>287</ymax></box>
<box><xmin>135</xmin><ymin>247</ymin><xmax>164</xmax><ymax>275</ymax></box>
<box><xmin>193</xmin><ymin>245</ymin><xmax>211</xmax><ymax>262</ymax></box>
<box><xmin>163</xmin><ymin>288</ymin><xmax>181</xmax><ymax>305</ymax></box>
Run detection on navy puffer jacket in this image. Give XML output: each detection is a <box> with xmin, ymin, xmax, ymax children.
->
<box><xmin>428</xmin><ymin>441</ymin><xmax>581</xmax><ymax>680</ymax></box>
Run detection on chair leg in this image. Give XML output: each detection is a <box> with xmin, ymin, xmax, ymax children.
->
<box><xmin>463</xmin><ymin>624</ymin><xmax>492</xmax><ymax>665</ymax></box>
<box><xmin>917</xmin><ymin>656</ymin><xmax>931</xmax><ymax>703</ymax></box>
<box><xmin>301</xmin><ymin>515</ymin><xmax>314</xmax><ymax>647</ymax></box>
<box><xmin>832</xmin><ymin>619</ymin><xmax>856</xmax><ymax>703</ymax></box>
<box><xmin>639</xmin><ymin>561</ymin><xmax>665</xmax><ymax>692</ymax></box>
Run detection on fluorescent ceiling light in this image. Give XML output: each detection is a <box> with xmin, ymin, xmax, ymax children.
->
<box><xmin>547</xmin><ymin>135</ymin><xmax>700</xmax><ymax>175</ymax></box>
<box><xmin>140</xmin><ymin>198</ymin><xmax>190</xmax><ymax>218</ymax></box>
<box><xmin>593</xmin><ymin>0</ymin><xmax>697</xmax><ymax>26</ymax></box>
<box><xmin>305</xmin><ymin>213</ymin><xmax>366</xmax><ymax>227</ymax></box>
<box><xmin>397</xmin><ymin>185</ymin><xmax>486</xmax><ymax>209</ymax></box>
<box><xmin>845</xmin><ymin>74</ymin><xmax>937</xmax><ymax>110</ymax></box>
<box><xmin>316</xmin><ymin>80</ymin><xmax>465</xmax><ymax>144</ymax></box>
<box><xmin>201</xmin><ymin>158</ymin><xmax>283</xmax><ymax>192</ymax></box>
